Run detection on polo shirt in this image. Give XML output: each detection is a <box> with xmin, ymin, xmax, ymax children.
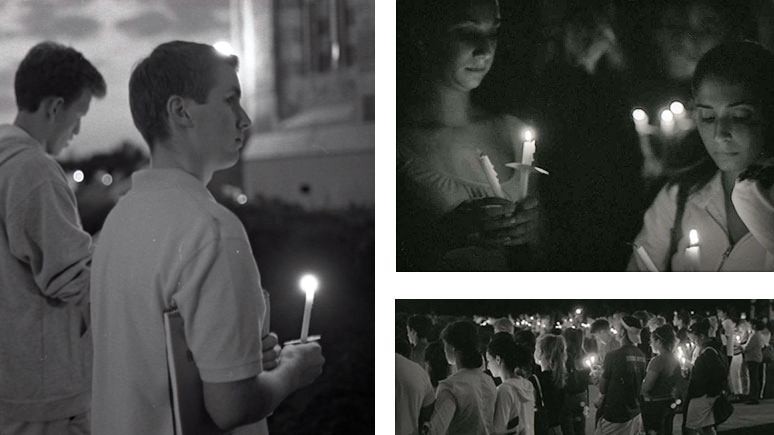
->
<box><xmin>91</xmin><ymin>169</ymin><xmax>266</xmax><ymax>435</ymax></box>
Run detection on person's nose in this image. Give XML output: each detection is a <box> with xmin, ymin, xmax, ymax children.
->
<box><xmin>473</xmin><ymin>36</ymin><xmax>495</xmax><ymax>59</ymax></box>
<box><xmin>713</xmin><ymin>116</ymin><xmax>732</xmax><ymax>143</ymax></box>
<box><xmin>237</xmin><ymin>104</ymin><xmax>252</xmax><ymax>131</ymax></box>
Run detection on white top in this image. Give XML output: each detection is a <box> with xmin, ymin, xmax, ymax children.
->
<box><xmin>396</xmin><ymin>354</ymin><xmax>435</xmax><ymax>435</ymax></box>
<box><xmin>494</xmin><ymin>377</ymin><xmax>535</xmax><ymax>435</ymax></box>
<box><xmin>426</xmin><ymin>368</ymin><xmax>497</xmax><ymax>435</ymax></box>
<box><xmin>628</xmin><ymin>171</ymin><xmax>774</xmax><ymax>271</ymax></box>
<box><xmin>91</xmin><ymin>169</ymin><xmax>267</xmax><ymax>435</ymax></box>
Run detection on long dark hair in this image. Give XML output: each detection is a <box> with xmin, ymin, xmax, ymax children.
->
<box><xmin>443</xmin><ymin>321</ymin><xmax>483</xmax><ymax>369</ymax></box>
<box><xmin>668</xmin><ymin>41</ymin><xmax>774</xmax><ymax>193</ymax></box>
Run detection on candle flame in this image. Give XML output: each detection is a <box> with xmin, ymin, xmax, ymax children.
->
<box><xmin>670</xmin><ymin>101</ymin><xmax>685</xmax><ymax>115</ymax></box>
<box><xmin>660</xmin><ymin>109</ymin><xmax>674</xmax><ymax>123</ymax></box>
<box><xmin>632</xmin><ymin>108</ymin><xmax>648</xmax><ymax>122</ymax></box>
<box><xmin>523</xmin><ymin>128</ymin><xmax>534</xmax><ymax>141</ymax></box>
<box><xmin>575</xmin><ymin>308</ymin><xmax>582</xmax><ymax>315</ymax></box>
<box><xmin>689</xmin><ymin>229</ymin><xmax>699</xmax><ymax>246</ymax></box>
<box><xmin>299</xmin><ymin>274</ymin><xmax>319</xmax><ymax>296</ymax></box>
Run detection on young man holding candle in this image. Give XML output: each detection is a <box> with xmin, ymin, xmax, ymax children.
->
<box><xmin>0</xmin><ymin>42</ymin><xmax>106</xmax><ymax>434</ymax></box>
<box><xmin>90</xmin><ymin>41</ymin><xmax>324</xmax><ymax>435</ymax></box>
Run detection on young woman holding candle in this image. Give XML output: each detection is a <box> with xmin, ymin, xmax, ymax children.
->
<box><xmin>423</xmin><ymin>321</ymin><xmax>497</xmax><ymax>435</ymax></box>
<box><xmin>396</xmin><ymin>0</ymin><xmax>541</xmax><ymax>271</ymax></box>
<box><xmin>487</xmin><ymin>333</ymin><xmax>536</xmax><ymax>435</ymax></box>
<box><xmin>641</xmin><ymin>325</ymin><xmax>681</xmax><ymax>435</ymax></box>
<box><xmin>627</xmin><ymin>41</ymin><xmax>774</xmax><ymax>271</ymax></box>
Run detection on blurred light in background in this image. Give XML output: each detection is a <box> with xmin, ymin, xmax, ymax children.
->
<box><xmin>670</xmin><ymin>101</ymin><xmax>685</xmax><ymax>115</ymax></box>
<box><xmin>660</xmin><ymin>109</ymin><xmax>674</xmax><ymax>123</ymax></box>
<box><xmin>73</xmin><ymin>170</ymin><xmax>84</xmax><ymax>183</ymax></box>
<box><xmin>101</xmin><ymin>173</ymin><xmax>113</xmax><ymax>186</ymax></box>
<box><xmin>236</xmin><ymin>193</ymin><xmax>247</xmax><ymax>204</ymax></box>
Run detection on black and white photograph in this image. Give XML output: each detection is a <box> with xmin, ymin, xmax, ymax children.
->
<box><xmin>396</xmin><ymin>299</ymin><xmax>774</xmax><ymax>435</ymax></box>
<box><xmin>396</xmin><ymin>0</ymin><xmax>774</xmax><ymax>271</ymax></box>
<box><xmin>0</xmin><ymin>1</ymin><xmax>374</xmax><ymax>434</ymax></box>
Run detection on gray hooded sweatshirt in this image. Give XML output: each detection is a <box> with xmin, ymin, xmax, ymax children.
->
<box><xmin>0</xmin><ymin>124</ymin><xmax>92</xmax><ymax>421</ymax></box>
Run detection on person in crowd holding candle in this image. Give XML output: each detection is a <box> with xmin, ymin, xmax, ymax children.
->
<box><xmin>684</xmin><ymin>319</ymin><xmax>728</xmax><ymax>435</ymax></box>
<box><xmin>742</xmin><ymin>319</ymin><xmax>767</xmax><ymax>404</ymax></box>
<box><xmin>90</xmin><ymin>41</ymin><xmax>324</xmax><ymax>434</ymax></box>
<box><xmin>730</xmin><ymin>316</ymin><xmax>753</xmax><ymax>400</ymax></box>
<box><xmin>641</xmin><ymin>325</ymin><xmax>681</xmax><ymax>435</ymax></box>
<box><xmin>488</xmin><ymin>333</ymin><xmax>536</xmax><ymax>435</ymax></box>
<box><xmin>396</xmin><ymin>0</ymin><xmax>541</xmax><ymax>271</ymax></box>
<box><xmin>0</xmin><ymin>42</ymin><xmax>105</xmax><ymax>435</ymax></box>
<box><xmin>423</xmin><ymin>321</ymin><xmax>497</xmax><ymax>435</ymax></box>
<box><xmin>590</xmin><ymin>319</ymin><xmax>620</xmax><ymax>365</ymax></box>
<box><xmin>533</xmin><ymin>334</ymin><xmax>567</xmax><ymax>435</ymax></box>
<box><xmin>396</xmin><ymin>352</ymin><xmax>436</xmax><ymax>435</ymax></box>
<box><xmin>561</xmin><ymin>328</ymin><xmax>591</xmax><ymax>435</ymax></box>
<box><xmin>628</xmin><ymin>41</ymin><xmax>774</xmax><ymax>271</ymax></box>
<box><xmin>595</xmin><ymin>316</ymin><xmax>647</xmax><ymax>435</ymax></box>
<box><xmin>425</xmin><ymin>341</ymin><xmax>452</xmax><ymax>390</ymax></box>
<box><xmin>409</xmin><ymin>314</ymin><xmax>434</xmax><ymax>366</ymax></box>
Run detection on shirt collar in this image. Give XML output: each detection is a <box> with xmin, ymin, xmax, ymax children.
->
<box><xmin>130</xmin><ymin>168</ymin><xmax>214</xmax><ymax>201</ymax></box>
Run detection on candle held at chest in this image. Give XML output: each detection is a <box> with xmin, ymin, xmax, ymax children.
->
<box><xmin>685</xmin><ymin>229</ymin><xmax>700</xmax><ymax>271</ymax></box>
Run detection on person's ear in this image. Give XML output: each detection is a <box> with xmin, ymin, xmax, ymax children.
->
<box><xmin>167</xmin><ymin>95</ymin><xmax>194</xmax><ymax>130</ymax></box>
<box><xmin>495</xmin><ymin>355</ymin><xmax>502</xmax><ymax>366</ymax></box>
<box><xmin>42</xmin><ymin>97</ymin><xmax>64</xmax><ymax>122</ymax></box>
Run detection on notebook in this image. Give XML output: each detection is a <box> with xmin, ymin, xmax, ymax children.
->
<box><xmin>164</xmin><ymin>291</ymin><xmax>271</xmax><ymax>435</ymax></box>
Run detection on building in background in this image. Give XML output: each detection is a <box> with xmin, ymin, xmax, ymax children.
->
<box><xmin>220</xmin><ymin>0</ymin><xmax>374</xmax><ymax>210</ymax></box>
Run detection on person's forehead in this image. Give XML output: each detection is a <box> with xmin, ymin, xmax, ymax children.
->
<box><xmin>209</xmin><ymin>62</ymin><xmax>241</xmax><ymax>92</ymax></box>
<box><xmin>445</xmin><ymin>0</ymin><xmax>500</xmax><ymax>25</ymax></box>
<box><xmin>695</xmin><ymin>78</ymin><xmax>753</xmax><ymax>102</ymax></box>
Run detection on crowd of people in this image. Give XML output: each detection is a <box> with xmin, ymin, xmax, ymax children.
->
<box><xmin>396</xmin><ymin>305</ymin><xmax>774</xmax><ymax>435</ymax></box>
<box><xmin>397</xmin><ymin>0</ymin><xmax>774</xmax><ymax>271</ymax></box>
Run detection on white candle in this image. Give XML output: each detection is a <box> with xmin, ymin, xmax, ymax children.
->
<box><xmin>634</xmin><ymin>244</ymin><xmax>659</xmax><ymax>271</ymax></box>
<box><xmin>477</xmin><ymin>152</ymin><xmax>506</xmax><ymax>198</ymax></box>
<box><xmin>660</xmin><ymin>108</ymin><xmax>676</xmax><ymax>136</ymax></box>
<box><xmin>632</xmin><ymin>108</ymin><xmax>650</xmax><ymax>136</ymax></box>
<box><xmin>521</xmin><ymin>128</ymin><xmax>536</xmax><ymax>165</ymax></box>
<box><xmin>685</xmin><ymin>229</ymin><xmax>700</xmax><ymax>271</ymax></box>
<box><xmin>299</xmin><ymin>274</ymin><xmax>318</xmax><ymax>342</ymax></box>
<box><xmin>670</xmin><ymin>100</ymin><xmax>693</xmax><ymax>132</ymax></box>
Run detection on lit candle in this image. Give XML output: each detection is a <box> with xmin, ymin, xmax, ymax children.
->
<box><xmin>660</xmin><ymin>108</ymin><xmax>676</xmax><ymax>136</ymax></box>
<box><xmin>685</xmin><ymin>229</ymin><xmax>700</xmax><ymax>271</ymax></box>
<box><xmin>477</xmin><ymin>152</ymin><xmax>506</xmax><ymax>199</ymax></box>
<box><xmin>632</xmin><ymin>108</ymin><xmax>660</xmax><ymax>177</ymax></box>
<box><xmin>518</xmin><ymin>128</ymin><xmax>536</xmax><ymax>200</ymax></box>
<box><xmin>670</xmin><ymin>100</ymin><xmax>693</xmax><ymax>132</ymax></box>
<box><xmin>299</xmin><ymin>274</ymin><xmax>318</xmax><ymax>343</ymax></box>
<box><xmin>521</xmin><ymin>128</ymin><xmax>536</xmax><ymax>165</ymax></box>
<box><xmin>632</xmin><ymin>108</ymin><xmax>650</xmax><ymax>136</ymax></box>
